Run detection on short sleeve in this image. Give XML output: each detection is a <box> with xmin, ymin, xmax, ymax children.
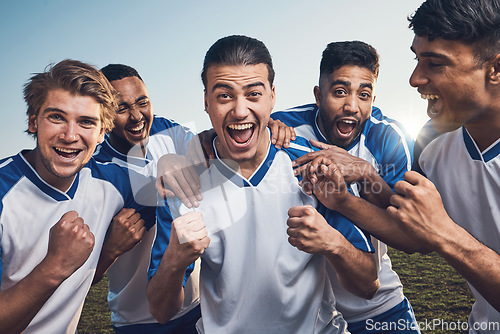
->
<box><xmin>148</xmin><ymin>201</ymin><xmax>194</xmax><ymax>286</ymax></box>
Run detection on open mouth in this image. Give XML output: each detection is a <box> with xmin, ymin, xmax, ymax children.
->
<box><xmin>54</xmin><ymin>147</ymin><xmax>81</xmax><ymax>159</ymax></box>
<box><xmin>421</xmin><ymin>93</ymin><xmax>440</xmax><ymax>117</ymax></box>
<box><xmin>227</xmin><ymin>123</ymin><xmax>255</xmax><ymax>145</ymax></box>
<box><xmin>126</xmin><ymin>122</ymin><xmax>146</xmax><ymax>137</ymax></box>
<box><xmin>335</xmin><ymin>119</ymin><xmax>358</xmax><ymax>138</ymax></box>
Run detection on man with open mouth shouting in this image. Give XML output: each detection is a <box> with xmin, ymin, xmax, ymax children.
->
<box><xmin>93</xmin><ymin>64</ymin><xmax>201</xmax><ymax>334</ymax></box>
<box><xmin>272</xmin><ymin>41</ymin><xmax>418</xmax><ymax>334</ymax></box>
<box><xmin>92</xmin><ymin>63</ymin><xmax>296</xmax><ymax>333</ymax></box>
<box><xmin>0</xmin><ymin>60</ymin><xmax>155</xmax><ymax>333</ymax></box>
<box><xmin>147</xmin><ymin>35</ymin><xmax>380</xmax><ymax>334</ymax></box>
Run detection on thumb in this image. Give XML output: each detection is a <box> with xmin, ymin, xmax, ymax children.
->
<box><xmin>310</xmin><ymin>139</ymin><xmax>332</xmax><ymax>150</ymax></box>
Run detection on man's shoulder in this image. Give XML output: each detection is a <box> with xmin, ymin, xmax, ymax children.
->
<box><xmin>362</xmin><ymin>107</ymin><xmax>414</xmax><ymax>165</ymax></box>
<box><xmin>0</xmin><ymin>153</ymin><xmax>25</xmax><ymax>199</ymax></box>
<box><xmin>365</xmin><ymin>107</ymin><xmax>412</xmax><ymax>142</ymax></box>
<box><xmin>150</xmin><ymin>115</ymin><xmax>194</xmax><ymax>136</ymax></box>
<box><xmin>412</xmin><ymin>120</ymin><xmax>445</xmax><ymax>174</ymax></box>
<box><xmin>84</xmin><ymin>157</ymin><xmax>131</xmax><ymax>186</ymax></box>
<box><xmin>279</xmin><ymin>135</ymin><xmax>317</xmax><ymax>160</ymax></box>
<box><xmin>271</xmin><ymin>103</ymin><xmax>317</xmax><ymax>127</ymax></box>
<box><xmin>93</xmin><ymin>138</ymin><xmax>118</xmax><ymax>163</ymax></box>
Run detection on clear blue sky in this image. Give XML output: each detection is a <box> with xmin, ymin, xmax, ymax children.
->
<box><xmin>0</xmin><ymin>0</ymin><xmax>428</xmax><ymax>158</ymax></box>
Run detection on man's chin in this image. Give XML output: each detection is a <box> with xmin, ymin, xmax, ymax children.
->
<box><xmin>329</xmin><ymin>134</ymin><xmax>356</xmax><ymax>149</ymax></box>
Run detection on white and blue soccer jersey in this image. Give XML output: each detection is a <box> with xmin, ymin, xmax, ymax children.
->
<box><xmin>150</xmin><ymin>131</ymin><xmax>374</xmax><ymax>334</ymax></box>
<box><xmin>415</xmin><ymin>123</ymin><xmax>500</xmax><ymax>334</ymax></box>
<box><xmin>93</xmin><ymin>115</ymin><xmax>200</xmax><ymax>328</ymax></box>
<box><xmin>0</xmin><ymin>152</ymin><xmax>155</xmax><ymax>334</ymax></box>
<box><xmin>272</xmin><ymin>103</ymin><xmax>414</xmax><ymax>323</ymax></box>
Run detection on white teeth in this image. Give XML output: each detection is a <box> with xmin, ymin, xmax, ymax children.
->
<box><xmin>421</xmin><ymin>94</ymin><xmax>440</xmax><ymax>100</ymax></box>
<box><xmin>56</xmin><ymin>148</ymin><xmax>79</xmax><ymax>154</ymax></box>
<box><xmin>341</xmin><ymin>120</ymin><xmax>356</xmax><ymax>124</ymax></box>
<box><xmin>228</xmin><ymin>123</ymin><xmax>253</xmax><ymax>130</ymax></box>
<box><xmin>129</xmin><ymin>123</ymin><xmax>145</xmax><ymax>132</ymax></box>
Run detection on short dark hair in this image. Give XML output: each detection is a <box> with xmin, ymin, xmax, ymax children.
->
<box><xmin>409</xmin><ymin>0</ymin><xmax>500</xmax><ymax>64</ymax></box>
<box><xmin>201</xmin><ymin>35</ymin><xmax>275</xmax><ymax>87</ymax></box>
<box><xmin>24</xmin><ymin>59</ymin><xmax>117</xmax><ymax>136</ymax></box>
<box><xmin>320</xmin><ymin>41</ymin><xmax>380</xmax><ymax>80</ymax></box>
<box><xmin>101</xmin><ymin>63</ymin><xmax>143</xmax><ymax>83</ymax></box>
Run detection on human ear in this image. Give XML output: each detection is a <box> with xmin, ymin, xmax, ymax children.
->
<box><xmin>28</xmin><ymin>114</ymin><xmax>37</xmax><ymax>134</ymax></box>
<box><xmin>204</xmin><ymin>89</ymin><xmax>209</xmax><ymax>114</ymax></box>
<box><xmin>487</xmin><ymin>54</ymin><xmax>500</xmax><ymax>85</ymax></box>
<box><xmin>313</xmin><ymin>86</ymin><xmax>321</xmax><ymax>107</ymax></box>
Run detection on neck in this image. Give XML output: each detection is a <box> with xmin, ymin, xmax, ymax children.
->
<box><xmin>23</xmin><ymin>149</ymin><xmax>75</xmax><ymax>192</ymax></box>
<box><xmin>465</xmin><ymin>123</ymin><xmax>500</xmax><ymax>152</ymax></box>
<box><xmin>316</xmin><ymin>111</ymin><xmax>328</xmax><ymax>142</ymax></box>
<box><xmin>216</xmin><ymin>135</ymin><xmax>270</xmax><ymax>179</ymax></box>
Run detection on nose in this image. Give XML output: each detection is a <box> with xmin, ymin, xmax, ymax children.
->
<box><xmin>232</xmin><ymin>97</ymin><xmax>248</xmax><ymax>119</ymax></box>
<box><xmin>129</xmin><ymin>106</ymin><xmax>143</xmax><ymax>121</ymax></box>
<box><xmin>343</xmin><ymin>95</ymin><xmax>359</xmax><ymax>114</ymax></box>
<box><xmin>409</xmin><ymin>63</ymin><xmax>427</xmax><ymax>88</ymax></box>
<box><xmin>59</xmin><ymin>122</ymin><xmax>78</xmax><ymax>142</ymax></box>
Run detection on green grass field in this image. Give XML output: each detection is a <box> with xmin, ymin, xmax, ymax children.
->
<box><xmin>77</xmin><ymin>248</ymin><xmax>474</xmax><ymax>333</ymax></box>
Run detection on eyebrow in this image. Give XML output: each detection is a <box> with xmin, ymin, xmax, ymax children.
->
<box><xmin>329</xmin><ymin>80</ymin><xmax>372</xmax><ymax>90</ymax></box>
<box><xmin>211</xmin><ymin>81</ymin><xmax>266</xmax><ymax>93</ymax></box>
<box><xmin>41</xmin><ymin>107</ymin><xmax>65</xmax><ymax>114</ymax></box>
<box><xmin>135</xmin><ymin>95</ymin><xmax>149</xmax><ymax>102</ymax></box>
<box><xmin>410</xmin><ymin>46</ymin><xmax>448</xmax><ymax>59</ymax></box>
<box><xmin>118</xmin><ymin>95</ymin><xmax>149</xmax><ymax>106</ymax></box>
<box><xmin>41</xmin><ymin>107</ymin><xmax>100</xmax><ymax>122</ymax></box>
<box><xmin>211</xmin><ymin>83</ymin><xmax>233</xmax><ymax>92</ymax></box>
<box><xmin>330</xmin><ymin>79</ymin><xmax>350</xmax><ymax>89</ymax></box>
<box><xmin>80</xmin><ymin>115</ymin><xmax>100</xmax><ymax>122</ymax></box>
<box><xmin>360</xmin><ymin>83</ymin><xmax>373</xmax><ymax>90</ymax></box>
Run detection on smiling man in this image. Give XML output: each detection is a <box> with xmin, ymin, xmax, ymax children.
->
<box><xmin>0</xmin><ymin>60</ymin><xmax>155</xmax><ymax>333</ymax></box>
<box><xmin>385</xmin><ymin>0</ymin><xmax>500</xmax><ymax>332</ymax></box>
<box><xmin>93</xmin><ymin>64</ymin><xmax>201</xmax><ymax>334</ymax></box>
<box><xmin>271</xmin><ymin>41</ymin><xmax>418</xmax><ymax>334</ymax></box>
<box><xmin>147</xmin><ymin>35</ymin><xmax>380</xmax><ymax>334</ymax></box>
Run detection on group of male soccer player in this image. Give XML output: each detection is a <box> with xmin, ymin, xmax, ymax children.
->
<box><xmin>1</xmin><ymin>0</ymin><xmax>500</xmax><ymax>333</ymax></box>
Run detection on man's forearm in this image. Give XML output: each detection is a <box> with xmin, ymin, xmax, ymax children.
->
<box><xmin>0</xmin><ymin>259</ymin><xmax>67</xmax><ymax>334</ymax></box>
<box><xmin>92</xmin><ymin>246</ymin><xmax>119</xmax><ymax>285</ymax></box>
<box><xmin>147</xmin><ymin>260</ymin><xmax>187</xmax><ymax>323</ymax></box>
<box><xmin>358</xmin><ymin>172</ymin><xmax>394</xmax><ymax>209</ymax></box>
<box><xmin>337</xmin><ymin>193</ymin><xmax>424</xmax><ymax>253</ymax></box>
<box><xmin>324</xmin><ymin>238</ymin><xmax>379</xmax><ymax>300</ymax></box>
<box><xmin>436</xmin><ymin>224</ymin><xmax>500</xmax><ymax>312</ymax></box>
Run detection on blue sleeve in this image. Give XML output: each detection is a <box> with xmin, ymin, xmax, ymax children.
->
<box><xmin>282</xmin><ymin>139</ymin><xmax>374</xmax><ymax>253</ymax></box>
<box><xmin>148</xmin><ymin>201</ymin><xmax>194</xmax><ymax>285</ymax></box>
<box><xmin>281</xmin><ymin>135</ymin><xmax>319</xmax><ymax>158</ymax></box>
<box><xmin>151</xmin><ymin>116</ymin><xmax>196</xmax><ymax>156</ymax></box>
<box><xmin>365</xmin><ymin>112</ymin><xmax>415</xmax><ymax>190</ymax></box>
<box><xmin>120</xmin><ymin>169</ymin><xmax>157</xmax><ymax>230</ymax></box>
<box><xmin>90</xmin><ymin>159</ymin><xmax>157</xmax><ymax>230</ymax></box>
<box><xmin>270</xmin><ymin>103</ymin><xmax>317</xmax><ymax>128</ymax></box>
<box><xmin>318</xmin><ymin>204</ymin><xmax>374</xmax><ymax>253</ymax></box>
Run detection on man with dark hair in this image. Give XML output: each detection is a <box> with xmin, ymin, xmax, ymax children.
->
<box><xmin>93</xmin><ymin>63</ymin><xmax>202</xmax><ymax>334</ymax></box>
<box><xmin>296</xmin><ymin>1</ymin><xmax>500</xmax><ymax>332</ymax></box>
<box><xmin>387</xmin><ymin>0</ymin><xmax>500</xmax><ymax>331</ymax></box>
<box><xmin>148</xmin><ymin>35</ymin><xmax>379</xmax><ymax>333</ymax></box>
<box><xmin>0</xmin><ymin>59</ymin><xmax>155</xmax><ymax>333</ymax></box>
<box><xmin>272</xmin><ymin>41</ymin><xmax>419</xmax><ymax>334</ymax></box>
